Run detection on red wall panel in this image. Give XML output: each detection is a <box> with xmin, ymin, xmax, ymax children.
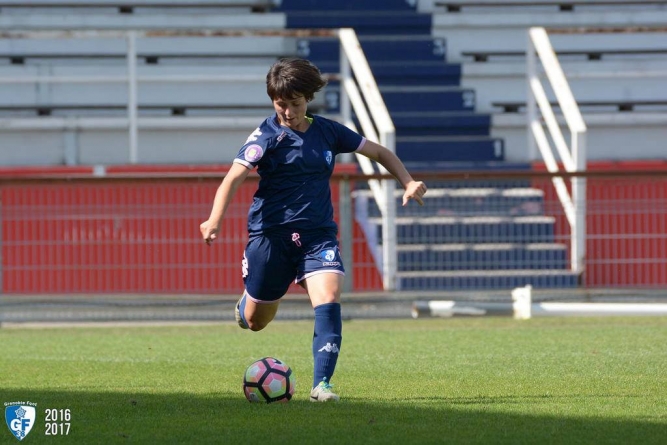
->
<box><xmin>532</xmin><ymin>160</ymin><xmax>667</xmax><ymax>288</ymax></box>
<box><xmin>1</xmin><ymin>165</ymin><xmax>382</xmax><ymax>294</ymax></box>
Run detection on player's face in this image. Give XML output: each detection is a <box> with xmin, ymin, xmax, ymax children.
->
<box><xmin>273</xmin><ymin>95</ymin><xmax>309</xmax><ymax>132</ymax></box>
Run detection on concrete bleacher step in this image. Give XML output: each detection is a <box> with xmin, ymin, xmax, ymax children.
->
<box><xmin>397</xmin><ymin>243</ymin><xmax>568</xmax><ymax>271</ymax></box>
<box><xmin>0</xmin><ymin>35</ymin><xmax>296</xmax><ymax>62</ymax></box>
<box><xmin>397</xmin><ymin>269</ymin><xmax>579</xmax><ymax>291</ymax></box>
<box><xmin>359</xmin><ymin>187</ymin><xmax>544</xmax><ymax>217</ymax></box>
<box><xmin>396</xmin><ymin>135</ymin><xmax>503</xmax><ymax>163</ymax></box>
<box><xmin>0</xmin><ymin>13</ymin><xmax>285</xmax><ymax>31</ymax></box>
<box><xmin>369</xmin><ymin>216</ymin><xmax>557</xmax><ymax>244</ymax></box>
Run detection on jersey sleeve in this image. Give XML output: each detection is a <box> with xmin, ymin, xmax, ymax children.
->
<box><xmin>233</xmin><ymin>125</ymin><xmax>271</xmax><ymax>169</ymax></box>
<box><xmin>332</xmin><ymin>120</ymin><xmax>366</xmax><ymax>154</ymax></box>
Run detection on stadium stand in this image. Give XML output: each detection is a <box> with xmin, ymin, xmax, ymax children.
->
<box><xmin>1</xmin><ymin>0</ymin><xmax>665</xmax><ymax>292</ymax></box>
<box><xmin>417</xmin><ymin>0</ymin><xmax>667</xmax><ymax>161</ymax></box>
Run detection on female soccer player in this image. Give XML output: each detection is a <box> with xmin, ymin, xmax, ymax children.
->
<box><xmin>200</xmin><ymin>58</ymin><xmax>427</xmax><ymax>402</ymax></box>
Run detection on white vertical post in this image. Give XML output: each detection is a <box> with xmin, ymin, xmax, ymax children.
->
<box><xmin>512</xmin><ymin>285</ymin><xmax>533</xmax><ymax>320</ymax></box>
<box><xmin>339</xmin><ymin>176</ymin><xmax>353</xmax><ymax>293</ymax></box>
<box><xmin>339</xmin><ymin>45</ymin><xmax>351</xmax><ymax>128</ymax></box>
<box><xmin>127</xmin><ymin>31</ymin><xmax>138</xmax><ymax>164</ymax></box>
<box><xmin>338</xmin><ymin>39</ymin><xmax>354</xmax><ymax>163</ymax></box>
<box><xmin>381</xmin><ymin>129</ymin><xmax>397</xmax><ymax>291</ymax></box>
<box><xmin>572</xmin><ymin>131</ymin><xmax>587</xmax><ymax>275</ymax></box>
<box><xmin>526</xmin><ymin>31</ymin><xmax>537</xmax><ymax>161</ymax></box>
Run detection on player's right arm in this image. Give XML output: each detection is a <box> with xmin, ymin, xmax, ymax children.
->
<box><xmin>200</xmin><ymin>162</ymin><xmax>251</xmax><ymax>245</ymax></box>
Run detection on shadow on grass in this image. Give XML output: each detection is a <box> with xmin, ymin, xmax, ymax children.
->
<box><xmin>1</xmin><ymin>389</ymin><xmax>664</xmax><ymax>445</ymax></box>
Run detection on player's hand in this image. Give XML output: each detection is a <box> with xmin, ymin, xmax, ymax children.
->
<box><xmin>402</xmin><ymin>180</ymin><xmax>427</xmax><ymax>206</ymax></box>
<box><xmin>200</xmin><ymin>220</ymin><xmax>220</xmax><ymax>246</ymax></box>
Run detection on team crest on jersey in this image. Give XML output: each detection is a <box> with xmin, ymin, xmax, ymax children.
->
<box><xmin>5</xmin><ymin>404</ymin><xmax>36</xmax><ymax>441</ymax></box>
<box><xmin>325</xmin><ymin>150</ymin><xmax>333</xmax><ymax>165</ymax></box>
<box><xmin>244</xmin><ymin>144</ymin><xmax>264</xmax><ymax>162</ymax></box>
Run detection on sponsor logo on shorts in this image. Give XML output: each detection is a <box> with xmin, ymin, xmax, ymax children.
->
<box><xmin>320</xmin><ymin>249</ymin><xmax>340</xmax><ymax>267</ymax></box>
<box><xmin>244</xmin><ymin>144</ymin><xmax>264</xmax><ymax>163</ymax></box>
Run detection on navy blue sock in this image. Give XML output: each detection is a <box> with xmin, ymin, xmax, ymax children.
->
<box><xmin>312</xmin><ymin>302</ymin><xmax>342</xmax><ymax>388</ymax></box>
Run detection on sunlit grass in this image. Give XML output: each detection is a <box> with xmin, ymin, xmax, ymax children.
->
<box><xmin>1</xmin><ymin>317</ymin><xmax>666</xmax><ymax>444</ymax></box>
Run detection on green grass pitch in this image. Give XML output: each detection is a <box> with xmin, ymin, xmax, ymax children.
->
<box><xmin>1</xmin><ymin>316</ymin><xmax>666</xmax><ymax>444</ymax></box>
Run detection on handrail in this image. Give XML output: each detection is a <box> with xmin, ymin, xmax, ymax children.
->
<box><xmin>338</xmin><ymin>28</ymin><xmax>397</xmax><ymax>291</ymax></box>
<box><xmin>527</xmin><ymin>26</ymin><xmax>586</xmax><ymax>274</ymax></box>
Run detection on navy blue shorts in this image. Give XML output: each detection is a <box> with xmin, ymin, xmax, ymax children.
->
<box><xmin>242</xmin><ymin>230</ymin><xmax>345</xmax><ymax>303</ymax></box>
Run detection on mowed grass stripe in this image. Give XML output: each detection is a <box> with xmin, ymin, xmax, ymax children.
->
<box><xmin>0</xmin><ymin>317</ymin><xmax>665</xmax><ymax>444</ymax></box>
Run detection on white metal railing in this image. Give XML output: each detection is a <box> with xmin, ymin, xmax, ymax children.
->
<box><xmin>338</xmin><ymin>28</ymin><xmax>397</xmax><ymax>291</ymax></box>
<box><xmin>527</xmin><ymin>26</ymin><xmax>586</xmax><ymax>274</ymax></box>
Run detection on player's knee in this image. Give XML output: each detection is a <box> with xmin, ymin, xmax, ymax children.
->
<box><xmin>246</xmin><ymin>318</ymin><xmax>270</xmax><ymax>332</ymax></box>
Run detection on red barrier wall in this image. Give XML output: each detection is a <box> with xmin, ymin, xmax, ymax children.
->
<box><xmin>1</xmin><ymin>165</ymin><xmax>383</xmax><ymax>294</ymax></box>
<box><xmin>533</xmin><ymin>160</ymin><xmax>667</xmax><ymax>288</ymax></box>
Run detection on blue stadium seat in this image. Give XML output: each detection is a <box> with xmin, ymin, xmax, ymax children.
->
<box><xmin>276</xmin><ymin>0</ymin><xmax>414</xmax><ymax>11</ymax></box>
<box><xmin>396</xmin><ymin>136</ymin><xmax>503</xmax><ymax>163</ymax></box>
<box><xmin>381</xmin><ymin>88</ymin><xmax>476</xmax><ymax>113</ymax></box>
<box><xmin>360</xmin><ymin>186</ymin><xmax>544</xmax><ymax>217</ymax></box>
<box><xmin>375</xmin><ymin>216</ymin><xmax>557</xmax><ymax>245</ymax></box>
<box><xmin>287</xmin><ymin>13</ymin><xmax>431</xmax><ymax>35</ymax></box>
<box><xmin>301</xmin><ymin>37</ymin><xmax>449</xmax><ymax>64</ymax></box>
<box><xmin>397</xmin><ymin>243</ymin><xmax>568</xmax><ymax>271</ymax></box>
<box><xmin>397</xmin><ymin>270</ymin><xmax>578</xmax><ymax>291</ymax></box>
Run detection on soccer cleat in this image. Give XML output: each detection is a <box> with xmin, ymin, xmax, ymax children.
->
<box><xmin>235</xmin><ymin>296</ymin><xmax>248</xmax><ymax>330</ymax></box>
<box><xmin>310</xmin><ymin>378</ymin><xmax>339</xmax><ymax>402</ymax></box>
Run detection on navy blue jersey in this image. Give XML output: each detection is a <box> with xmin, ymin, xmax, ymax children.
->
<box><xmin>234</xmin><ymin>113</ymin><xmax>365</xmax><ymax>235</ymax></box>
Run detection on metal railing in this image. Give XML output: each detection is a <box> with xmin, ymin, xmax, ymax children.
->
<box><xmin>338</xmin><ymin>28</ymin><xmax>397</xmax><ymax>291</ymax></box>
<box><xmin>527</xmin><ymin>26</ymin><xmax>587</xmax><ymax>275</ymax></box>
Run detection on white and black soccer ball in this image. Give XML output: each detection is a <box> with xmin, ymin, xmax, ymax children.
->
<box><xmin>243</xmin><ymin>357</ymin><xmax>296</xmax><ymax>403</ymax></box>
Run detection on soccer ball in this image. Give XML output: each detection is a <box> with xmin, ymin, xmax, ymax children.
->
<box><xmin>243</xmin><ymin>357</ymin><xmax>296</xmax><ymax>403</ymax></box>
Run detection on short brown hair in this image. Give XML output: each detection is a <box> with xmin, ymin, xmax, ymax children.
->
<box><xmin>266</xmin><ymin>57</ymin><xmax>327</xmax><ymax>102</ymax></box>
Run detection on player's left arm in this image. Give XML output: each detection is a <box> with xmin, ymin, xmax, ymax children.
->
<box><xmin>356</xmin><ymin>139</ymin><xmax>427</xmax><ymax>206</ymax></box>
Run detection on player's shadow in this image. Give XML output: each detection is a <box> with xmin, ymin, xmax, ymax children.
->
<box><xmin>1</xmin><ymin>389</ymin><xmax>664</xmax><ymax>445</ymax></box>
